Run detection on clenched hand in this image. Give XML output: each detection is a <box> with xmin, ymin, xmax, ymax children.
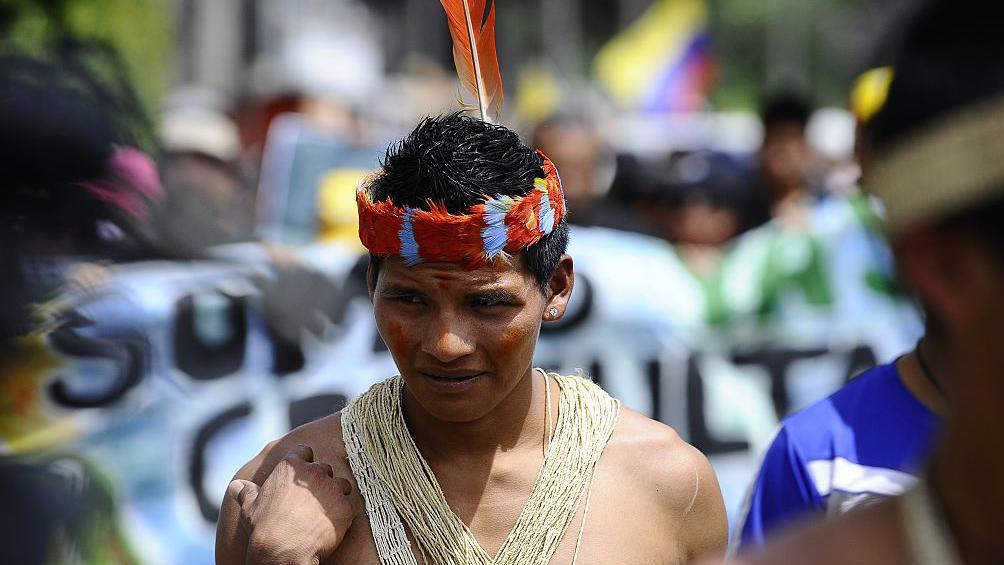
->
<box><xmin>228</xmin><ymin>444</ymin><xmax>363</xmax><ymax>564</ymax></box>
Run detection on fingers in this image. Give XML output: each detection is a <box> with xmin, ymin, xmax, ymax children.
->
<box><xmin>285</xmin><ymin>444</ymin><xmax>314</xmax><ymax>463</ymax></box>
<box><xmin>277</xmin><ymin>444</ymin><xmax>356</xmax><ymax>498</ymax></box>
<box><xmin>329</xmin><ymin>453</ymin><xmax>354</xmax><ymax>479</ymax></box>
<box><xmin>313</xmin><ymin>462</ymin><xmax>334</xmax><ymax>478</ymax></box>
<box><xmin>331</xmin><ymin>476</ymin><xmax>353</xmax><ymax>496</ymax></box>
<box><xmin>228</xmin><ymin>479</ymin><xmax>259</xmax><ymax>508</ymax></box>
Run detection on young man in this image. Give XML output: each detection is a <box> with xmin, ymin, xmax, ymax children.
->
<box><xmin>721</xmin><ymin>1</ymin><xmax>1004</xmax><ymax>563</ymax></box>
<box><xmin>216</xmin><ymin>113</ymin><xmax>727</xmax><ymax>564</ymax></box>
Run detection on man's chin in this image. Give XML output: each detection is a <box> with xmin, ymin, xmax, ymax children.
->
<box><xmin>402</xmin><ymin>373</ymin><xmax>497</xmax><ymax>423</ymax></box>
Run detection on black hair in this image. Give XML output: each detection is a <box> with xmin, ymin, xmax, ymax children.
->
<box><xmin>0</xmin><ymin>43</ymin><xmax>153</xmax><ymax>256</ymax></box>
<box><xmin>367</xmin><ymin>112</ymin><xmax>569</xmax><ymax>291</ymax></box>
<box><xmin>760</xmin><ymin>89</ymin><xmax>813</xmax><ymax>130</ymax></box>
<box><xmin>0</xmin><ymin>44</ymin><xmax>153</xmax><ymax>336</ymax></box>
<box><xmin>869</xmin><ymin>0</ymin><xmax>1004</xmax><ymax>264</ymax></box>
<box><xmin>870</xmin><ymin>2</ymin><xmax>1004</xmax><ymax>147</ymax></box>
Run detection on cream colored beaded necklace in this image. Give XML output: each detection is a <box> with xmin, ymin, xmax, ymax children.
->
<box><xmin>341</xmin><ymin>369</ymin><xmax>620</xmax><ymax>565</ymax></box>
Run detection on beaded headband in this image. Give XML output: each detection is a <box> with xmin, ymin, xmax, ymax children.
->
<box><xmin>356</xmin><ymin>150</ymin><xmax>566</xmax><ymax>269</ymax></box>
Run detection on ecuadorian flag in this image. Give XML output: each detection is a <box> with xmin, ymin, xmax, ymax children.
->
<box><xmin>594</xmin><ymin>0</ymin><xmax>714</xmax><ymax>113</ymax></box>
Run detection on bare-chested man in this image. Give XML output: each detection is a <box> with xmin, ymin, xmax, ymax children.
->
<box><xmin>216</xmin><ymin>113</ymin><xmax>727</xmax><ymax>565</ymax></box>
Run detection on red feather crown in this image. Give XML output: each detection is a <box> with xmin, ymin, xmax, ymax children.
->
<box><xmin>356</xmin><ymin>150</ymin><xmax>566</xmax><ymax>269</ymax></box>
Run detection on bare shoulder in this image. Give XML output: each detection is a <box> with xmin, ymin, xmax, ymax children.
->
<box><xmin>235</xmin><ymin>412</ymin><xmax>349</xmax><ymax>484</ymax></box>
<box><xmin>604</xmin><ymin>407</ymin><xmax>728</xmax><ymax>558</ymax></box>
<box><xmin>606</xmin><ymin>408</ymin><xmax>710</xmax><ymax>509</ymax></box>
<box><xmin>216</xmin><ymin>412</ymin><xmax>353</xmax><ymax>565</ymax></box>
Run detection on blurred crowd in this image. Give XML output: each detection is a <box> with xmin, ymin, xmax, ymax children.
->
<box><xmin>0</xmin><ymin>0</ymin><xmax>941</xmax><ymax>563</ymax></box>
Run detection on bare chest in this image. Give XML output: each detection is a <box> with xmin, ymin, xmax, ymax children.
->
<box><xmin>326</xmin><ymin>457</ymin><xmax>684</xmax><ymax>565</ymax></box>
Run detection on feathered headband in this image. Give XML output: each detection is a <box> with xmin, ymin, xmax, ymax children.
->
<box><xmin>356</xmin><ymin>0</ymin><xmax>567</xmax><ymax>268</ymax></box>
<box><xmin>357</xmin><ymin>151</ymin><xmax>565</xmax><ymax>268</ymax></box>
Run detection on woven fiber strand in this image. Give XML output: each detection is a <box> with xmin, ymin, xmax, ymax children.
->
<box><xmin>341</xmin><ymin>372</ymin><xmax>619</xmax><ymax>565</ymax></box>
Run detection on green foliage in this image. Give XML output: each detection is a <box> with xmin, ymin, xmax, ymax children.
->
<box><xmin>707</xmin><ymin>0</ymin><xmax>873</xmax><ymax>110</ymax></box>
<box><xmin>0</xmin><ymin>0</ymin><xmax>172</xmax><ymax>143</ymax></box>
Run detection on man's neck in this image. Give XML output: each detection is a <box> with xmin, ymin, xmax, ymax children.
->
<box><xmin>896</xmin><ymin>338</ymin><xmax>949</xmax><ymax>415</ymax></box>
<box><xmin>930</xmin><ymin>344</ymin><xmax>1004</xmax><ymax>564</ymax></box>
<box><xmin>401</xmin><ymin>367</ymin><xmax>555</xmax><ymax>464</ymax></box>
<box><xmin>932</xmin><ymin>423</ymin><xmax>1004</xmax><ymax>564</ymax></box>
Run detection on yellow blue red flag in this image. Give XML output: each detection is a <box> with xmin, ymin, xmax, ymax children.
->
<box><xmin>594</xmin><ymin>0</ymin><xmax>715</xmax><ymax>112</ymax></box>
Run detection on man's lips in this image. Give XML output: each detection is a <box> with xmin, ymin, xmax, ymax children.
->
<box><xmin>417</xmin><ymin>370</ymin><xmax>487</xmax><ymax>381</ymax></box>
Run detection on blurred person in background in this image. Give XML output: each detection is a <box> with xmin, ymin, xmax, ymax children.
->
<box><xmin>238</xmin><ymin>20</ymin><xmax>383</xmax><ymax>177</ymax></box>
<box><xmin>747</xmin><ymin>90</ymin><xmax>819</xmax><ymax>230</ymax></box>
<box><xmin>0</xmin><ymin>49</ymin><xmax>162</xmax><ymax>302</ymax></box>
<box><xmin>153</xmin><ymin>87</ymin><xmax>255</xmax><ymax>257</ymax></box>
<box><xmin>655</xmin><ymin>151</ymin><xmax>753</xmax><ymax>275</ymax></box>
<box><xmin>245</xmin><ymin>25</ymin><xmax>388</xmax><ymax>249</ymax></box>
<box><xmin>0</xmin><ymin>47</ymin><xmax>156</xmax><ymax>564</ymax></box>
<box><xmin>720</xmin><ymin>1</ymin><xmax>1004</xmax><ymax>563</ymax></box>
<box><xmin>530</xmin><ymin>114</ymin><xmax>638</xmax><ymax>231</ymax></box>
<box><xmin>734</xmin><ymin>65</ymin><xmax>945</xmax><ymax>551</ymax></box>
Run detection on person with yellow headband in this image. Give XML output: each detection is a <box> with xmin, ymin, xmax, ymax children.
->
<box><xmin>725</xmin><ymin>0</ymin><xmax>1004</xmax><ymax>562</ymax></box>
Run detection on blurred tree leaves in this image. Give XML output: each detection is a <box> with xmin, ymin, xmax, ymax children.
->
<box><xmin>0</xmin><ymin>0</ymin><xmax>172</xmax><ymax>144</ymax></box>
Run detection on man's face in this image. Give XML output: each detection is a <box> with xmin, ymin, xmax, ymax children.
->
<box><xmin>896</xmin><ymin>227</ymin><xmax>1004</xmax><ymax>413</ymax></box>
<box><xmin>761</xmin><ymin>122</ymin><xmax>810</xmax><ymax>194</ymax></box>
<box><xmin>370</xmin><ymin>255</ymin><xmax>557</xmax><ymax>423</ymax></box>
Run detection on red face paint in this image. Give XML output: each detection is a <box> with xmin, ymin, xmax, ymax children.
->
<box><xmin>385</xmin><ymin>320</ymin><xmax>408</xmax><ymax>353</ymax></box>
<box><xmin>497</xmin><ymin>324</ymin><xmax>529</xmax><ymax>357</ymax></box>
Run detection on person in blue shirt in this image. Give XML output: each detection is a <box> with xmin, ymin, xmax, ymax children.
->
<box><xmin>735</xmin><ymin>335</ymin><xmax>946</xmax><ymax>550</ymax></box>
<box><xmin>735</xmin><ymin>58</ymin><xmax>950</xmax><ymax>551</ymax></box>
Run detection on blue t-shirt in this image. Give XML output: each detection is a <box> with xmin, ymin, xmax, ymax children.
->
<box><xmin>736</xmin><ymin>361</ymin><xmax>939</xmax><ymax>550</ymax></box>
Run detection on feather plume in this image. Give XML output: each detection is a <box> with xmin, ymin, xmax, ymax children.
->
<box><xmin>440</xmin><ymin>0</ymin><xmax>503</xmax><ymax>122</ymax></box>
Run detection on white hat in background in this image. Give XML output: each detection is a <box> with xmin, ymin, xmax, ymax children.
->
<box><xmin>160</xmin><ymin>105</ymin><xmax>241</xmax><ymax>163</ymax></box>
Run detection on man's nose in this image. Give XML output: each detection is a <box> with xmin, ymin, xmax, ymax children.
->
<box><xmin>421</xmin><ymin>314</ymin><xmax>477</xmax><ymax>363</ymax></box>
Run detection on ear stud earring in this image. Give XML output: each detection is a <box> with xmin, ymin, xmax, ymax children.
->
<box><xmin>547</xmin><ymin>307</ymin><xmax>559</xmax><ymax>319</ymax></box>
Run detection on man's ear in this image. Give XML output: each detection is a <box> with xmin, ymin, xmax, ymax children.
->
<box><xmin>543</xmin><ymin>255</ymin><xmax>574</xmax><ymax>320</ymax></box>
<box><xmin>895</xmin><ymin>228</ymin><xmax>984</xmax><ymax>336</ymax></box>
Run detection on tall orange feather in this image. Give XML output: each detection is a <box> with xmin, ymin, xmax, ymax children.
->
<box><xmin>439</xmin><ymin>0</ymin><xmax>503</xmax><ymax>122</ymax></box>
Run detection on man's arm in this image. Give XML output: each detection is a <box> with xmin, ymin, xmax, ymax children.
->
<box><xmin>618</xmin><ymin>410</ymin><xmax>728</xmax><ymax>560</ymax></box>
<box><xmin>733</xmin><ymin>425</ymin><xmax>823</xmax><ymax>553</ymax></box>
<box><xmin>675</xmin><ymin>442</ymin><xmax>729</xmax><ymax>561</ymax></box>
<box><xmin>216</xmin><ymin>418</ymin><xmax>362</xmax><ymax>565</ymax></box>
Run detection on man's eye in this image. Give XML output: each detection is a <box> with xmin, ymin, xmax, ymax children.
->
<box><xmin>472</xmin><ymin>297</ymin><xmax>509</xmax><ymax>308</ymax></box>
<box><xmin>393</xmin><ymin>295</ymin><xmax>425</xmax><ymax>305</ymax></box>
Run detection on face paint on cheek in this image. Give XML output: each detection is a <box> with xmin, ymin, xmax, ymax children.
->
<box><xmin>497</xmin><ymin>324</ymin><xmax>531</xmax><ymax>357</ymax></box>
<box><xmin>385</xmin><ymin>319</ymin><xmax>408</xmax><ymax>354</ymax></box>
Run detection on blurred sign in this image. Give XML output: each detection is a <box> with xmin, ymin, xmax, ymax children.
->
<box><xmin>1</xmin><ymin>195</ymin><xmax>918</xmax><ymax>561</ymax></box>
